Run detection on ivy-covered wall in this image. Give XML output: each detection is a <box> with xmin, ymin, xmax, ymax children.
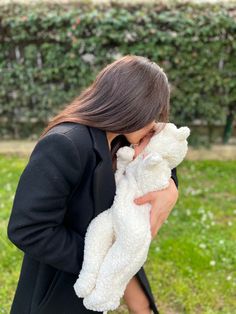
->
<box><xmin>0</xmin><ymin>1</ymin><xmax>235</xmax><ymax>144</ymax></box>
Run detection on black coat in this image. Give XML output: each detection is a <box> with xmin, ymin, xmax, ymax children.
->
<box><xmin>7</xmin><ymin>122</ymin><xmax>178</xmax><ymax>314</ymax></box>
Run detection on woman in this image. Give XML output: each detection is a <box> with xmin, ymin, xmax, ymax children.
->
<box><xmin>7</xmin><ymin>55</ymin><xmax>179</xmax><ymax>314</ymax></box>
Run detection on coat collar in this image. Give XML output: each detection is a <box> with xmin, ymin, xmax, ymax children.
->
<box><xmin>88</xmin><ymin>126</ymin><xmax>116</xmax><ymax>218</ymax></box>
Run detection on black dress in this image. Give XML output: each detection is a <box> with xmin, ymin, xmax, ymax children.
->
<box><xmin>7</xmin><ymin>122</ymin><xmax>178</xmax><ymax>314</ymax></box>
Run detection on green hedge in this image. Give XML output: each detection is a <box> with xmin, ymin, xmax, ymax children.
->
<box><xmin>0</xmin><ymin>1</ymin><xmax>235</xmax><ymax>144</ymax></box>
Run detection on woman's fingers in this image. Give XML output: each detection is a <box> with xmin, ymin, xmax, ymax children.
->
<box><xmin>134</xmin><ymin>192</ymin><xmax>154</xmax><ymax>204</ymax></box>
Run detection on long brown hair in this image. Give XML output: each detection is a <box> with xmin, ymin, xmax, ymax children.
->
<box><xmin>39</xmin><ymin>54</ymin><xmax>170</xmax><ymax>168</ymax></box>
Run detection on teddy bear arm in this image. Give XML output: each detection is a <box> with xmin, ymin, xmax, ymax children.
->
<box><xmin>115</xmin><ymin>147</ymin><xmax>135</xmax><ymax>185</ymax></box>
<box><xmin>114</xmin><ymin>168</ymin><xmax>125</xmax><ymax>186</ymax></box>
<box><xmin>116</xmin><ymin>146</ymin><xmax>135</xmax><ymax>166</ymax></box>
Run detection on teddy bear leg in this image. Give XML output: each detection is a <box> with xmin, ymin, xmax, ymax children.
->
<box><xmin>73</xmin><ymin>209</ymin><xmax>114</xmax><ymax>298</ymax></box>
<box><xmin>83</xmin><ymin>230</ymin><xmax>151</xmax><ymax>312</ymax></box>
<box><xmin>83</xmin><ymin>238</ymin><xmax>124</xmax><ymax>311</ymax></box>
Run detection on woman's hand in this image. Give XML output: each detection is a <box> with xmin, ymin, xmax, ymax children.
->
<box><xmin>134</xmin><ymin>178</ymin><xmax>179</xmax><ymax>239</ymax></box>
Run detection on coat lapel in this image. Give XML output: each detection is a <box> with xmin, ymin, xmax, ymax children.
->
<box><xmin>88</xmin><ymin>126</ymin><xmax>116</xmax><ymax>218</ymax></box>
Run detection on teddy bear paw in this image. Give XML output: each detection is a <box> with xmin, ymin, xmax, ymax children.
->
<box><xmin>73</xmin><ymin>271</ymin><xmax>97</xmax><ymax>298</ymax></box>
<box><xmin>83</xmin><ymin>290</ymin><xmax>120</xmax><ymax>311</ymax></box>
<box><xmin>116</xmin><ymin>146</ymin><xmax>135</xmax><ymax>162</ymax></box>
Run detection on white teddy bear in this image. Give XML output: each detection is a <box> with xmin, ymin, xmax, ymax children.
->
<box><xmin>73</xmin><ymin>122</ymin><xmax>190</xmax><ymax>312</ymax></box>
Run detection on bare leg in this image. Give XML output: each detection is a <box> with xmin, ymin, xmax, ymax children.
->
<box><xmin>123</xmin><ymin>276</ymin><xmax>152</xmax><ymax>314</ymax></box>
<box><xmin>73</xmin><ymin>209</ymin><xmax>114</xmax><ymax>298</ymax></box>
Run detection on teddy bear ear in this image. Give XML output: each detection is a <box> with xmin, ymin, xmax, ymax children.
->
<box><xmin>176</xmin><ymin>127</ymin><xmax>190</xmax><ymax>141</ymax></box>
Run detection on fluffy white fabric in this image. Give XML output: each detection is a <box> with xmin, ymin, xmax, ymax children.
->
<box><xmin>73</xmin><ymin>122</ymin><xmax>190</xmax><ymax>312</ymax></box>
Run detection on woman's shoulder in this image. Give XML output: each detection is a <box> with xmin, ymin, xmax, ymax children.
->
<box><xmin>45</xmin><ymin>122</ymin><xmax>92</xmax><ymax>148</ymax></box>
<box><xmin>38</xmin><ymin>122</ymin><xmax>94</xmax><ymax>169</ymax></box>
<box><xmin>45</xmin><ymin>121</ymin><xmax>88</xmax><ymax>137</ymax></box>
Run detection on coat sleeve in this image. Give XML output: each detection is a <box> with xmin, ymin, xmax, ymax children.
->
<box><xmin>171</xmin><ymin>167</ymin><xmax>178</xmax><ymax>189</ymax></box>
<box><xmin>7</xmin><ymin>132</ymin><xmax>85</xmax><ymax>275</ymax></box>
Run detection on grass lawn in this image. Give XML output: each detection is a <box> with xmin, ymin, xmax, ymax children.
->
<box><xmin>0</xmin><ymin>155</ymin><xmax>235</xmax><ymax>314</ymax></box>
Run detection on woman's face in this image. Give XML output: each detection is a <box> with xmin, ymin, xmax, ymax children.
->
<box><xmin>123</xmin><ymin>120</ymin><xmax>157</xmax><ymax>145</ymax></box>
